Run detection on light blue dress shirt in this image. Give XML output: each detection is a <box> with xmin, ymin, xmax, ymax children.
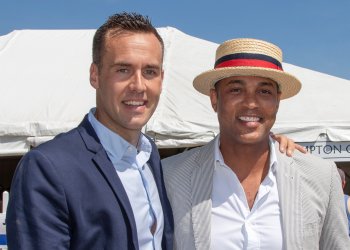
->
<box><xmin>88</xmin><ymin>109</ymin><xmax>164</xmax><ymax>250</ymax></box>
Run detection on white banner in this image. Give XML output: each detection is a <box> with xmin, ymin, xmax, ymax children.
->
<box><xmin>299</xmin><ymin>141</ymin><xmax>350</xmax><ymax>162</ymax></box>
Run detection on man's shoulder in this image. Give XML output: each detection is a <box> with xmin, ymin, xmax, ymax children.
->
<box><xmin>290</xmin><ymin>150</ymin><xmax>336</xmax><ymax>172</ymax></box>
<box><xmin>162</xmin><ymin>146</ymin><xmax>201</xmax><ymax>166</ymax></box>
<box><xmin>35</xmin><ymin>126</ymin><xmax>83</xmax><ymax>153</ymax></box>
<box><xmin>162</xmin><ymin>146</ymin><xmax>205</xmax><ymax>180</ymax></box>
<box><xmin>34</xmin><ymin>114</ymin><xmax>93</xmax><ymax>153</ymax></box>
<box><xmin>17</xmin><ymin>124</ymin><xmax>97</xmax><ymax>179</ymax></box>
<box><xmin>162</xmin><ymin>139</ymin><xmax>215</xmax><ymax>169</ymax></box>
<box><xmin>278</xmin><ymin>150</ymin><xmax>338</xmax><ymax>192</ymax></box>
<box><xmin>273</xmin><ymin>139</ymin><xmax>335</xmax><ymax>173</ymax></box>
<box><xmin>23</xmin><ymin>123</ymin><xmax>93</xmax><ymax>166</ymax></box>
<box><xmin>161</xmin><ymin>140</ymin><xmax>216</xmax><ymax>184</ymax></box>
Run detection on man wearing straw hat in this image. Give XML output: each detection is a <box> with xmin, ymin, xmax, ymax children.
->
<box><xmin>5</xmin><ymin>13</ymin><xmax>299</xmax><ymax>250</ymax></box>
<box><xmin>162</xmin><ymin>38</ymin><xmax>350</xmax><ymax>249</ymax></box>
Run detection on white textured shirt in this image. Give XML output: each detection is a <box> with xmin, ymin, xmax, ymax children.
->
<box><xmin>88</xmin><ymin>109</ymin><xmax>164</xmax><ymax>250</ymax></box>
<box><xmin>211</xmin><ymin>136</ymin><xmax>283</xmax><ymax>250</ymax></box>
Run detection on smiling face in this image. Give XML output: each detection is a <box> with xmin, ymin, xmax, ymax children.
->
<box><xmin>210</xmin><ymin>75</ymin><xmax>281</xmax><ymax>146</ymax></box>
<box><xmin>90</xmin><ymin>32</ymin><xmax>163</xmax><ymax>145</ymax></box>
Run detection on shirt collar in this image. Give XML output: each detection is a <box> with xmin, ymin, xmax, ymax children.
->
<box><xmin>214</xmin><ymin>134</ymin><xmax>278</xmax><ymax>174</ymax></box>
<box><xmin>87</xmin><ymin>108</ymin><xmax>152</xmax><ymax>167</ymax></box>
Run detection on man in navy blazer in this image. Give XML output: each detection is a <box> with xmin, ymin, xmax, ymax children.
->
<box><xmin>6</xmin><ymin>12</ymin><xmax>173</xmax><ymax>250</ymax></box>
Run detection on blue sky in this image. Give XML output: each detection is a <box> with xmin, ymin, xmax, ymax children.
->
<box><xmin>1</xmin><ymin>0</ymin><xmax>349</xmax><ymax>80</ymax></box>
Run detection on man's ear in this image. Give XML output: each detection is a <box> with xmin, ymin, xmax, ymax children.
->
<box><xmin>90</xmin><ymin>63</ymin><xmax>99</xmax><ymax>89</ymax></box>
<box><xmin>160</xmin><ymin>69</ymin><xmax>164</xmax><ymax>92</ymax></box>
<box><xmin>210</xmin><ymin>88</ymin><xmax>218</xmax><ymax>112</ymax></box>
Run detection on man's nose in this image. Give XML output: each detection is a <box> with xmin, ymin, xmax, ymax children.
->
<box><xmin>243</xmin><ymin>92</ymin><xmax>258</xmax><ymax>109</ymax></box>
<box><xmin>129</xmin><ymin>71</ymin><xmax>146</xmax><ymax>92</ymax></box>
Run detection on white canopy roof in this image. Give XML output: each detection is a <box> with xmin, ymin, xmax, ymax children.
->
<box><xmin>0</xmin><ymin>27</ymin><xmax>349</xmax><ymax>156</ymax></box>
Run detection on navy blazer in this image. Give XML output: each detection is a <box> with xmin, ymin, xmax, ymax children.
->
<box><xmin>6</xmin><ymin>115</ymin><xmax>174</xmax><ymax>250</ymax></box>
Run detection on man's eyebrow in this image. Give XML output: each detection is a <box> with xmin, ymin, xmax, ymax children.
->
<box><xmin>259</xmin><ymin>81</ymin><xmax>280</xmax><ymax>91</ymax></box>
<box><xmin>225</xmin><ymin>79</ymin><xmax>278</xmax><ymax>90</ymax></box>
<box><xmin>144</xmin><ymin>64</ymin><xmax>162</xmax><ymax>70</ymax></box>
<box><xmin>111</xmin><ymin>62</ymin><xmax>131</xmax><ymax>67</ymax></box>
<box><xmin>110</xmin><ymin>62</ymin><xmax>161</xmax><ymax>69</ymax></box>
<box><xmin>259</xmin><ymin>81</ymin><xmax>275</xmax><ymax>87</ymax></box>
<box><xmin>227</xmin><ymin>79</ymin><xmax>244</xmax><ymax>85</ymax></box>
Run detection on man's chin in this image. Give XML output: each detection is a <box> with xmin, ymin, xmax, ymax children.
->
<box><xmin>238</xmin><ymin>133</ymin><xmax>269</xmax><ymax>144</ymax></box>
<box><xmin>128</xmin><ymin>123</ymin><xmax>146</xmax><ymax>131</ymax></box>
<box><xmin>128</xmin><ymin>118</ymin><xmax>150</xmax><ymax>131</ymax></box>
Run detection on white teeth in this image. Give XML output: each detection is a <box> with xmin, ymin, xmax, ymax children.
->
<box><xmin>124</xmin><ymin>101</ymin><xmax>144</xmax><ymax>106</ymax></box>
<box><xmin>239</xmin><ymin>116</ymin><xmax>260</xmax><ymax>122</ymax></box>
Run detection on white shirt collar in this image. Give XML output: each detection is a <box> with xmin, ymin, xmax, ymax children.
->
<box><xmin>213</xmin><ymin>134</ymin><xmax>278</xmax><ymax>174</ymax></box>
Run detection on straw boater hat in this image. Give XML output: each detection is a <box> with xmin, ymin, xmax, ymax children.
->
<box><xmin>193</xmin><ymin>38</ymin><xmax>302</xmax><ymax>99</ymax></box>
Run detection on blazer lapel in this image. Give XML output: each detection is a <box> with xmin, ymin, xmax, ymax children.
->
<box><xmin>92</xmin><ymin>151</ymin><xmax>137</xmax><ymax>229</ymax></box>
<box><xmin>147</xmin><ymin>139</ymin><xmax>174</xmax><ymax>250</ymax></box>
<box><xmin>78</xmin><ymin>116</ymin><xmax>139</xmax><ymax>249</ymax></box>
<box><xmin>147</xmin><ymin>141</ymin><xmax>167</xmax><ymax>209</ymax></box>
<box><xmin>191</xmin><ymin>140</ymin><xmax>216</xmax><ymax>249</ymax></box>
<box><xmin>275</xmin><ymin>146</ymin><xmax>302</xmax><ymax>250</ymax></box>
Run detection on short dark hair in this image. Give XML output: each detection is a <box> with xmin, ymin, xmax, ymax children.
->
<box><xmin>92</xmin><ymin>12</ymin><xmax>164</xmax><ymax>67</ymax></box>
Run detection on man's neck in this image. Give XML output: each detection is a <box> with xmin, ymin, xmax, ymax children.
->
<box><xmin>219</xmin><ymin>138</ymin><xmax>271</xmax><ymax>209</ymax></box>
<box><xmin>220</xmin><ymin>139</ymin><xmax>270</xmax><ymax>178</ymax></box>
<box><xmin>94</xmin><ymin>111</ymin><xmax>141</xmax><ymax>147</ymax></box>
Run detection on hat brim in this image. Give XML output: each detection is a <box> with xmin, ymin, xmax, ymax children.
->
<box><xmin>193</xmin><ymin>67</ymin><xmax>301</xmax><ymax>99</ymax></box>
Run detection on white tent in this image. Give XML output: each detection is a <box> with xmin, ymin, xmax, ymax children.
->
<box><xmin>1</xmin><ymin>27</ymin><xmax>350</xmax><ymax>159</ymax></box>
